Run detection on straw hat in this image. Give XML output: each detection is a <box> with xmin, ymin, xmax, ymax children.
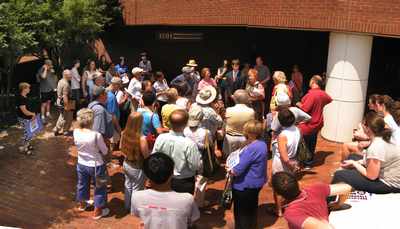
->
<box><xmin>196</xmin><ymin>86</ymin><xmax>217</xmax><ymax>105</ymax></box>
<box><xmin>186</xmin><ymin>59</ymin><xmax>198</xmax><ymax>67</ymax></box>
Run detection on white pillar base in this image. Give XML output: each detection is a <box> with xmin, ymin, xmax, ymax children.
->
<box><xmin>321</xmin><ymin>32</ymin><xmax>373</xmax><ymax>143</ymax></box>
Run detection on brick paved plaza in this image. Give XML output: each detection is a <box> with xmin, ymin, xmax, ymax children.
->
<box><xmin>0</xmin><ymin>122</ymin><xmax>342</xmax><ymax>229</ymax></box>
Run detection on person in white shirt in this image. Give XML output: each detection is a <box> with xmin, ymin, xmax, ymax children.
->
<box><xmin>138</xmin><ymin>52</ymin><xmax>152</xmax><ymax>73</ymax></box>
<box><xmin>131</xmin><ymin>153</ymin><xmax>200</xmax><ymax>229</ymax></box>
<box><xmin>127</xmin><ymin>67</ymin><xmax>144</xmax><ymax>110</ymax></box>
<box><xmin>153</xmin><ymin>71</ymin><xmax>169</xmax><ymax>113</ymax></box>
<box><xmin>272</xmin><ymin>108</ymin><xmax>301</xmax><ymax>174</ymax></box>
<box><xmin>375</xmin><ymin>95</ymin><xmax>400</xmax><ymax>145</ymax></box>
<box><xmin>71</xmin><ymin>59</ymin><xmax>81</xmax><ymax>104</ymax></box>
<box><xmin>73</xmin><ymin>108</ymin><xmax>110</xmax><ymax>220</ymax></box>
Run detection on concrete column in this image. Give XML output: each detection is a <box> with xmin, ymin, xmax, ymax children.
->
<box><xmin>321</xmin><ymin>32</ymin><xmax>373</xmax><ymax>143</ymax></box>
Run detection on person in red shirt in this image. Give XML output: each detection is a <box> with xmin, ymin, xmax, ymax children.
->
<box><xmin>296</xmin><ymin>75</ymin><xmax>332</xmax><ymax>167</ymax></box>
<box><xmin>271</xmin><ymin>172</ymin><xmax>351</xmax><ymax>229</ymax></box>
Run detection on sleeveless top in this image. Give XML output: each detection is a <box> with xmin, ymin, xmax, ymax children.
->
<box><xmin>279</xmin><ymin>126</ymin><xmax>301</xmax><ymax>159</ymax></box>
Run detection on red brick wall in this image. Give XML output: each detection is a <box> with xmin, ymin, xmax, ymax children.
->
<box><xmin>121</xmin><ymin>0</ymin><xmax>400</xmax><ymax>36</ymax></box>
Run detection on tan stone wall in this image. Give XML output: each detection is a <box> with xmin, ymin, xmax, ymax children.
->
<box><xmin>121</xmin><ymin>0</ymin><xmax>400</xmax><ymax>36</ymax></box>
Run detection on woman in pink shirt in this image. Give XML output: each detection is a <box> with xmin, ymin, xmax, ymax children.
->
<box><xmin>198</xmin><ymin>68</ymin><xmax>217</xmax><ymax>91</ymax></box>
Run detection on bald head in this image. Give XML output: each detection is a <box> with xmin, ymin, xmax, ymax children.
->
<box><xmin>169</xmin><ymin>109</ymin><xmax>189</xmax><ymax>132</ymax></box>
<box><xmin>233</xmin><ymin>89</ymin><xmax>249</xmax><ymax>104</ymax></box>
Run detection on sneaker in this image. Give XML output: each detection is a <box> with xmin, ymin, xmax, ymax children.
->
<box><xmin>18</xmin><ymin>146</ymin><xmax>27</xmax><ymax>153</ymax></box>
<box><xmin>303</xmin><ymin>166</ymin><xmax>313</xmax><ymax>171</ymax></box>
<box><xmin>41</xmin><ymin>115</ymin><xmax>46</xmax><ymax>121</ymax></box>
<box><xmin>26</xmin><ymin>150</ymin><xmax>33</xmax><ymax>156</ymax></box>
<box><xmin>77</xmin><ymin>202</ymin><xmax>88</xmax><ymax>212</ymax></box>
<box><xmin>93</xmin><ymin>208</ymin><xmax>110</xmax><ymax>220</ymax></box>
<box><xmin>46</xmin><ymin>112</ymin><xmax>52</xmax><ymax>119</ymax></box>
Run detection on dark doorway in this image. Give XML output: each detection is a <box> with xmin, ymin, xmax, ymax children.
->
<box><xmin>368</xmin><ymin>37</ymin><xmax>400</xmax><ymax>100</ymax></box>
<box><xmin>102</xmin><ymin>26</ymin><xmax>329</xmax><ymax>81</ymax></box>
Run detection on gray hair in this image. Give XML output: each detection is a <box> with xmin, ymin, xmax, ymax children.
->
<box><xmin>76</xmin><ymin>108</ymin><xmax>94</xmax><ymax>128</ymax></box>
<box><xmin>233</xmin><ymin>89</ymin><xmax>249</xmax><ymax>104</ymax></box>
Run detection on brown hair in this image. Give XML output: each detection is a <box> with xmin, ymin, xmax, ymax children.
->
<box><xmin>243</xmin><ymin>120</ymin><xmax>264</xmax><ymax>139</ymax></box>
<box><xmin>311</xmin><ymin>75</ymin><xmax>324</xmax><ymax>89</ymax></box>
<box><xmin>393</xmin><ymin>101</ymin><xmax>400</xmax><ymax>126</ymax></box>
<box><xmin>364</xmin><ymin>111</ymin><xmax>392</xmax><ymax>143</ymax></box>
<box><xmin>369</xmin><ymin>94</ymin><xmax>380</xmax><ymax>104</ymax></box>
<box><xmin>120</xmin><ymin>112</ymin><xmax>144</xmax><ymax>164</ymax></box>
<box><xmin>377</xmin><ymin>95</ymin><xmax>394</xmax><ymax>110</ymax></box>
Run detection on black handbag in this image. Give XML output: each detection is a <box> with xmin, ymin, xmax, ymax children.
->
<box><xmin>94</xmin><ymin>162</ymin><xmax>110</xmax><ymax>188</ymax></box>
<box><xmin>295</xmin><ymin>136</ymin><xmax>312</xmax><ymax>165</ymax></box>
<box><xmin>220</xmin><ymin>174</ymin><xmax>233</xmax><ymax>209</ymax></box>
<box><xmin>94</xmin><ymin>133</ymin><xmax>111</xmax><ymax>188</ymax></box>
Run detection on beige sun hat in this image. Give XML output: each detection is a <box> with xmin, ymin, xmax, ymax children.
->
<box><xmin>186</xmin><ymin>59</ymin><xmax>198</xmax><ymax>67</ymax></box>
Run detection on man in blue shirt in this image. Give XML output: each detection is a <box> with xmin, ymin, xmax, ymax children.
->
<box><xmin>171</xmin><ymin>66</ymin><xmax>198</xmax><ymax>100</ymax></box>
<box><xmin>106</xmin><ymin>78</ymin><xmax>122</xmax><ymax>149</ymax></box>
<box><xmin>88</xmin><ymin>86</ymin><xmax>114</xmax><ymax>139</ymax></box>
<box><xmin>137</xmin><ymin>92</ymin><xmax>164</xmax><ymax>137</ymax></box>
<box><xmin>115</xmin><ymin>56</ymin><xmax>128</xmax><ymax>76</ymax></box>
<box><xmin>106</xmin><ymin>77</ymin><xmax>121</xmax><ymax>120</ymax></box>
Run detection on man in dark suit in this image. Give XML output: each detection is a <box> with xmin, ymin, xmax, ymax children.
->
<box><xmin>224</xmin><ymin>59</ymin><xmax>246</xmax><ymax>107</ymax></box>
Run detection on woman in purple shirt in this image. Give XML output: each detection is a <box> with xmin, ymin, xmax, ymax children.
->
<box><xmin>229</xmin><ymin>120</ymin><xmax>267</xmax><ymax>229</ymax></box>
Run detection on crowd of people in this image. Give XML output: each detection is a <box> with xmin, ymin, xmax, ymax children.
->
<box><xmin>14</xmin><ymin>52</ymin><xmax>400</xmax><ymax>229</ymax></box>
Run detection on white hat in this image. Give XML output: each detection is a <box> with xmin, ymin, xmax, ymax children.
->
<box><xmin>196</xmin><ymin>86</ymin><xmax>217</xmax><ymax>105</ymax></box>
<box><xmin>276</xmin><ymin>92</ymin><xmax>291</xmax><ymax>106</ymax></box>
<box><xmin>132</xmin><ymin>67</ymin><xmax>144</xmax><ymax>75</ymax></box>
<box><xmin>182</xmin><ymin>66</ymin><xmax>193</xmax><ymax>74</ymax></box>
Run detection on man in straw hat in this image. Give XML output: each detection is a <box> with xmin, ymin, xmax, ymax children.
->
<box><xmin>186</xmin><ymin>59</ymin><xmax>200</xmax><ymax>81</ymax></box>
<box><xmin>192</xmin><ymin>86</ymin><xmax>223</xmax><ymax>143</ymax></box>
<box><xmin>171</xmin><ymin>66</ymin><xmax>199</xmax><ymax>100</ymax></box>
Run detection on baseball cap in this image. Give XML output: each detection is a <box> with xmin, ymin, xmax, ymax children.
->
<box><xmin>92</xmin><ymin>86</ymin><xmax>106</xmax><ymax>98</ymax></box>
<box><xmin>188</xmin><ymin>105</ymin><xmax>204</xmax><ymax>127</ymax></box>
<box><xmin>276</xmin><ymin>92</ymin><xmax>291</xmax><ymax>106</ymax></box>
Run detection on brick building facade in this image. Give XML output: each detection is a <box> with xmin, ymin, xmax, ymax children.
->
<box><xmin>117</xmin><ymin>0</ymin><xmax>400</xmax><ymax>143</ymax></box>
<box><xmin>122</xmin><ymin>0</ymin><xmax>400</xmax><ymax>37</ymax></box>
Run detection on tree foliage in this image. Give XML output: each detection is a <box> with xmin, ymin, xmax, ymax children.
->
<box><xmin>0</xmin><ymin>0</ymin><xmax>121</xmax><ymax>108</ymax></box>
<box><xmin>0</xmin><ymin>0</ymin><xmax>120</xmax><ymax>70</ymax></box>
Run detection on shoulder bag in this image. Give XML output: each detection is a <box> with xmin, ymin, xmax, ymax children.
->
<box><xmin>94</xmin><ymin>132</ymin><xmax>111</xmax><ymax>188</ymax></box>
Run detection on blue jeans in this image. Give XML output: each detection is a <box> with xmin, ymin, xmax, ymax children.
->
<box><xmin>76</xmin><ymin>163</ymin><xmax>107</xmax><ymax>208</ymax></box>
<box><xmin>123</xmin><ymin>161</ymin><xmax>145</xmax><ymax>211</ymax></box>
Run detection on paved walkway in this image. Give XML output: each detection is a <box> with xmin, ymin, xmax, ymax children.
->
<box><xmin>0</xmin><ymin>122</ymin><xmax>342</xmax><ymax>229</ymax></box>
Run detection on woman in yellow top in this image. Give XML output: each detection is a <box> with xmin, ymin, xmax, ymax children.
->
<box><xmin>161</xmin><ymin>88</ymin><xmax>181</xmax><ymax>129</ymax></box>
